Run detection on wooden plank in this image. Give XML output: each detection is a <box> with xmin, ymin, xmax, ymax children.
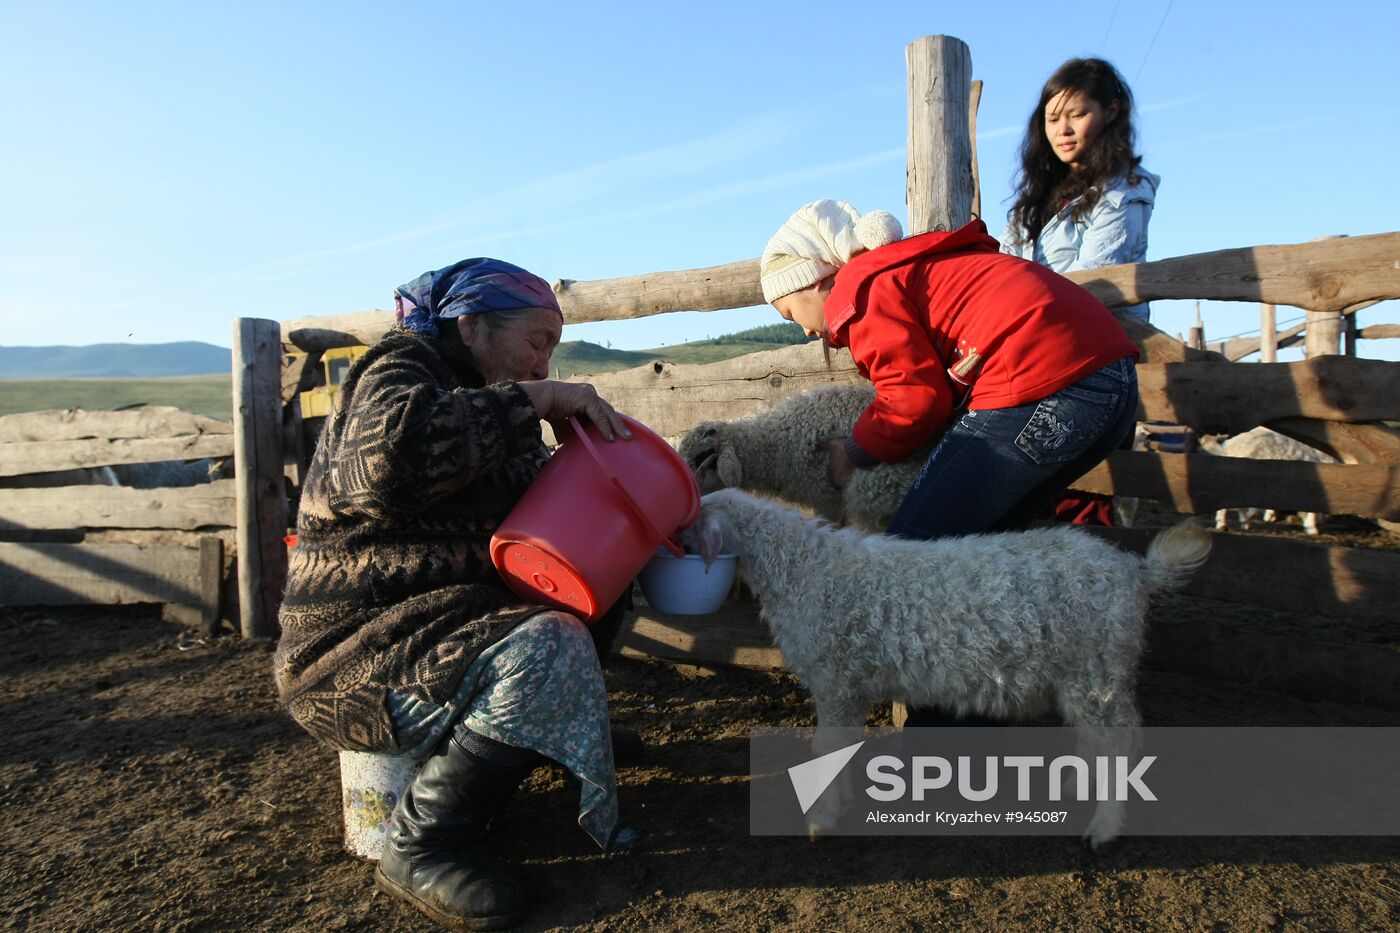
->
<box><xmin>1260</xmin><ymin>303</ymin><xmax>1278</xmax><ymax>363</ymax></box>
<box><xmin>1137</xmin><ymin>357</ymin><xmax>1400</xmax><ymax>433</ymax></box>
<box><xmin>553</xmin><ymin>259</ymin><xmax>762</xmax><ymax>329</ymax></box>
<box><xmin>1266</xmin><ymin>417</ymin><xmax>1400</xmax><ymax>465</ymax></box>
<box><xmin>0</xmin><ymin>435</ymin><xmax>235</xmax><ymax>477</ymax></box>
<box><xmin>1358</xmin><ymin>323</ymin><xmax>1400</xmax><ymax>340</ymax></box>
<box><xmin>1222</xmin><ymin>320</ymin><xmax>1305</xmax><ymax>361</ymax></box>
<box><xmin>968</xmin><ymin>79</ymin><xmax>982</xmax><ymax>222</ymax></box>
<box><xmin>280</xmin><ymin>310</ymin><xmax>398</xmax><ymax>354</ymax></box>
<box><xmin>580</xmin><ymin>349</ymin><xmax>1400</xmax><ymax>442</ymax></box>
<box><xmin>1306</xmin><ymin>309</ymin><xmax>1344</xmax><ymax>358</ymax></box>
<box><xmin>282</xmin><ymin>349</ymin><xmax>319</xmax><ymax>405</ymax></box>
<box><xmin>0</xmin><ymin>541</ymin><xmax>202</xmax><ymax>607</ymax></box>
<box><xmin>1086</xmin><ymin>527</ymin><xmax>1400</xmax><ymax>622</ymax></box>
<box><xmin>906</xmin><ymin>34</ymin><xmax>974</xmax><ymax>234</ymax></box>
<box><xmin>1072</xmin><ymin>451</ymin><xmax>1400</xmax><ymax>520</ymax></box>
<box><xmin>1064</xmin><ymin>231</ymin><xmax>1400</xmax><ymax>314</ymax></box>
<box><xmin>233</xmin><ymin>318</ymin><xmax>288</xmax><ymax>639</ymax></box>
<box><xmin>578</xmin><ymin>341</ymin><xmax>868</xmax><ymax>439</ymax></box>
<box><xmin>198</xmin><ymin>535</ymin><xmax>224</xmax><ymax>634</ymax></box>
<box><xmin>0</xmin><ymin>407</ymin><xmax>233</xmax><ymax>443</ymax></box>
<box><xmin>0</xmin><ymin>480</ymin><xmax>238</xmax><ymax>531</ymax></box>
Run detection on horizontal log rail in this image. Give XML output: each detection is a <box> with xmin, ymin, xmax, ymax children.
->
<box><xmin>1067</xmin><ymin>233</ymin><xmax>1400</xmax><ymax>315</ymax></box>
<box><xmin>277</xmin><ymin>232</ymin><xmax>1400</xmax><ymax>354</ymax></box>
<box><xmin>578</xmin><ymin>344</ymin><xmax>1400</xmax><ymax>441</ymax></box>
<box><xmin>1359</xmin><ymin>323</ymin><xmax>1400</xmax><ymax>340</ymax></box>
<box><xmin>1264</xmin><ymin>418</ymin><xmax>1400</xmax><ymax>466</ymax></box>
<box><xmin>0</xmin><ymin>407</ymin><xmax>233</xmax><ymax>444</ymax></box>
<box><xmin>0</xmin><ymin>541</ymin><xmax>204</xmax><ymax>609</ymax></box>
<box><xmin>1073</xmin><ymin>451</ymin><xmax>1400</xmax><ymax>520</ymax></box>
<box><xmin>0</xmin><ymin>407</ymin><xmax>236</xmax><ymax>478</ymax></box>
<box><xmin>0</xmin><ymin>480</ymin><xmax>237</xmax><ymax>531</ymax></box>
<box><xmin>1137</xmin><ymin>357</ymin><xmax>1400</xmax><ymax>434</ymax></box>
<box><xmin>0</xmin><ymin>434</ymin><xmax>235</xmax><ymax>478</ymax></box>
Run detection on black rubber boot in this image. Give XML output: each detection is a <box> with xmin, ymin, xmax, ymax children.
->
<box><xmin>374</xmin><ymin>733</ymin><xmax>537</xmax><ymax>930</ymax></box>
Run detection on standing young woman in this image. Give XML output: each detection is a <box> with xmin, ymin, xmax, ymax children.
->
<box><xmin>1005</xmin><ymin>57</ymin><xmax>1157</xmax><ymax>525</ymax></box>
<box><xmin>1003</xmin><ymin>57</ymin><xmax>1159</xmax><ymax>322</ymax></box>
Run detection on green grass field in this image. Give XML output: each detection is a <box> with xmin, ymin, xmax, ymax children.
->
<box><xmin>0</xmin><ymin>374</ymin><xmax>233</xmax><ymax>420</ymax></box>
<box><xmin>549</xmin><ymin>340</ymin><xmax>795</xmax><ymax>377</ymax></box>
<box><xmin>0</xmin><ymin>328</ymin><xmax>813</xmax><ymax>418</ymax></box>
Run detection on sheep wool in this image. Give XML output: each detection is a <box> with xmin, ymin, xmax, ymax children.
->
<box><xmin>684</xmin><ymin>488</ymin><xmax>1213</xmax><ymax>847</ymax></box>
<box><xmin>1201</xmin><ymin>426</ymin><xmax>1334</xmax><ymax>535</ymax></box>
<box><xmin>678</xmin><ymin>384</ymin><xmax>929</xmax><ymax>532</ymax></box>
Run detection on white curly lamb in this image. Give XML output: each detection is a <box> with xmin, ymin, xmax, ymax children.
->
<box><xmin>683</xmin><ymin>488</ymin><xmax>1213</xmax><ymax>847</ymax></box>
<box><xmin>678</xmin><ymin>385</ymin><xmax>928</xmax><ymax>531</ymax></box>
<box><xmin>1199</xmin><ymin>426</ymin><xmax>1334</xmax><ymax>535</ymax></box>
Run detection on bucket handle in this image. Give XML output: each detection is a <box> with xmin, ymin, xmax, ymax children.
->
<box><xmin>567</xmin><ymin>417</ymin><xmax>686</xmax><ymax>558</ymax></box>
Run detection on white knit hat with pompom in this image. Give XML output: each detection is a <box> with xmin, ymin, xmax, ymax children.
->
<box><xmin>760</xmin><ymin>199</ymin><xmax>904</xmax><ymax>303</ymax></box>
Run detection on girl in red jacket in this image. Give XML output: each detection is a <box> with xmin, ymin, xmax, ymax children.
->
<box><xmin>761</xmin><ymin>198</ymin><xmax>1139</xmax><ymax>543</ymax></box>
<box><xmin>762</xmin><ymin>200</ymin><xmax>1140</xmax><ymax>728</ymax></box>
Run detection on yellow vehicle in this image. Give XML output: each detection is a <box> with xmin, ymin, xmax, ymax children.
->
<box><xmin>298</xmin><ymin>345</ymin><xmax>369</xmax><ymax>418</ymax></box>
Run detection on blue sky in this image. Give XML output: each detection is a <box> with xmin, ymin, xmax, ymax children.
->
<box><xmin>2</xmin><ymin>0</ymin><xmax>1397</xmax><ymax>362</ymax></box>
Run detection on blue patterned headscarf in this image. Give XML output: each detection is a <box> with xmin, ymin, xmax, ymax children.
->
<box><xmin>393</xmin><ymin>257</ymin><xmax>562</xmax><ymax>336</ymax></box>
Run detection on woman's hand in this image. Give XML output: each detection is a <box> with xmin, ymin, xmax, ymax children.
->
<box><xmin>520</xmin><ymin>380</ymin><xmax>632</xmax><ymax>441</ymax></box>
<box><xmin>820</xmin><ymin>438</ymin><xmax>854</xmax><ymax>489</ymax></box>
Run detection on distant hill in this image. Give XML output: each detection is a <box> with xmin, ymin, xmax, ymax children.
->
<box><xmin>0</xmin><ymin>342</ymin><xmax>232</xmax><ymax>379</ymax></box>
<box><xmin>551</xmin><ymin>323</ymin><xmax>815</xmax><ymax>378</ymax></box>
<box><xmin>0</xmin><ymin>324</ymin><xmax>812</xmax><ymax>382</ymax></box>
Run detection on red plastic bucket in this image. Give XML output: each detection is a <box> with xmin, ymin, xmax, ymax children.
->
<box><xmin>490</xmin><ymin>415</ymin><xmax>700</xmax><ymax>622</ymax></box>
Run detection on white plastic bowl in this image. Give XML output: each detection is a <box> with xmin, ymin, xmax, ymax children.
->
<box><xmin>637</xmin><ymin>548</ymin><xmax>737</xmax><ymax>615</ymax></box>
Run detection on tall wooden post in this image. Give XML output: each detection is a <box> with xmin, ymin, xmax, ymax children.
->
<box><xmin>893</xmin><ymin>35</ymin><xmax>976</xmax><ymax>730</ymax></box>
<box><xmin>233</xmin><ymin>318</ymin><xmax>289</xmax><ymax>639</ymax></box>
<box><xmin>968</xmin><ymin>79</ymin><xmax>983</xmax><ymax>221</ymax></box>
<box><xmin>1305</xmin><ymin>309</ymin><xmax>1343</xmax><ymax>358</ymax></box>
<box><xmin>1260</xmin><ymin>303</ymin><xmax>1278</xmax><ymax>362</ymax></box>
<box><xmin>906</xmin><ymin>35</ymin><xmax>974</xmax><ymax>234</ymax></box>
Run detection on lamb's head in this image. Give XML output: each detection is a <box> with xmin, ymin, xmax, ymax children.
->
<box><xmin>678</xmin><ymin>421</ymin><xmax>743</xmax><ymax>493</ymax></box>
<box><xmin>678</xmin><ymin>489</ymin><xmax>745</xmax><ymax>568</ymax></box>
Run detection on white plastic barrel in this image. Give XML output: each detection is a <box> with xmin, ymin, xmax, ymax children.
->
<box><xmin>338</xmin><ymin>750</ymin><xmax>422</xmax><ymax>860</ymax></box>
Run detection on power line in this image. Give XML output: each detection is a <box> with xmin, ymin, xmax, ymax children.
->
<box><xmin>1100</xmin><ymin>0</ymin><xmax>1122</xmax><ymax>51</ymax></box>
<box><xmin>1133</xmin><ymin>0</ymin><xmax>1175</xmax><ymax>83</ymax></box>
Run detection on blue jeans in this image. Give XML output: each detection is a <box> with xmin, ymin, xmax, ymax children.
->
<box><xmin>890</xmin><ymin>355</ymin><xmax>1139</xmax><ymax>729</ymax></box>
<box><xmin>887</xmin><ymin>355</ymin><xmax>1139</xmax><ymax>540</ymax></box>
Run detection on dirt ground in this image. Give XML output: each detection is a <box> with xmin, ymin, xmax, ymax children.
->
<box><xmin>3</xmin><ymin>523</ymin><xmax>1399</xmax><ymax>932</ymax></box>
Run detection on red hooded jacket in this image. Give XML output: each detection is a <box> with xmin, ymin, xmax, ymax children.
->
<box><xmin>825</xmin><ymin>219</ymin><xmax>1139</xmax><ymax>463</ymax></box>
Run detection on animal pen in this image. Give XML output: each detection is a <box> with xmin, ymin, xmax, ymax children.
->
<box><xmin>4</xmin><ymin>35</ymin><xmax>1399</xmax><ymax>709</ymax></box>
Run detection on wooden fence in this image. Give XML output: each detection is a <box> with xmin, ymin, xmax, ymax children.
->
<box><xmin>227</xmin><ymin>34</ymin><xmax>1400</xmax><ymax>713</ymax></box>
<box><xmin>0</xmin><ymin>407</ymin><xmax>236</xmax><ymax>631</ymax></box>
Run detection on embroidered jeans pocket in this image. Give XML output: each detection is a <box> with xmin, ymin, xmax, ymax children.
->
<box><xmin>1014</xmin><ymin>384</ymin><xmax>1116</xmax><ymax>466</ymax></box>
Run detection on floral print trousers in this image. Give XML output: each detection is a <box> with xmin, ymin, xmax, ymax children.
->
<box><xmin>387</xmin><ymin>611</ymin><xmax>617</xmax><ymax>848</ymax></box>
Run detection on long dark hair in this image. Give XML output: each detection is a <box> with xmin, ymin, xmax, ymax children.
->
<box><xmin>1007</xmin><ymin>58</ymin><xmax>1141</xmax><ymax>247</ymax></box>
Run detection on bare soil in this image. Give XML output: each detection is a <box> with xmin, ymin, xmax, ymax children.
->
<box><xmin>3</xmin><ymin>527</ymin><xmax>1399</xmax><ymax>932</ymax></box>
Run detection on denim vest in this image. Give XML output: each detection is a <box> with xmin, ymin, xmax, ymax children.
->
<box><xmin>1002</xmin><ymin>169</ymin><xmax>1160</xmax><ymax>322</ymax></box>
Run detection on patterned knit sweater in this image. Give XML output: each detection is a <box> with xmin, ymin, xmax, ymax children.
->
<box><xmin>274</xmin><ymin>328</ymin><xmax>549</xmax><ymax>751</ymax></box>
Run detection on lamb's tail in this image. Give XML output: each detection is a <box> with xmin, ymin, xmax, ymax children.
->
<box><xmin>1143</xmin><ymin>521</ymin><xmax>1213</xmax><ymax>593</ymax></box>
